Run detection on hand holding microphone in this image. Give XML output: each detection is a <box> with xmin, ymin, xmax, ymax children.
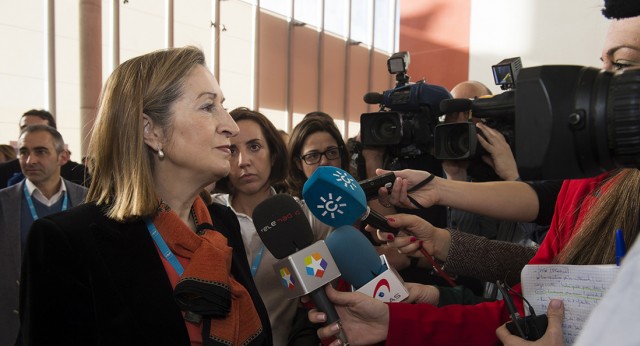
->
<box><xmin>252</xmin><ymin>194</ymin><xmax>349</xmax><ymax>345</ymax></box>
<box><xmin>308</xmin><ymin>285</ymin><xmax>390</xmax><ymax>346</ymax></box>
<box><xmin>303</xmin><ymin>167</ymin><xmax>455</xmax><ymax>287</ymax></box>
<box><xmin>372</xmin><ymin>213</ymin><xmax>457</xmax><ymax>287</ymax></box>
<box><xmin>374</xmin><ymin>168</ymin><xmax>442</xmax><ymax>210</ymax></box>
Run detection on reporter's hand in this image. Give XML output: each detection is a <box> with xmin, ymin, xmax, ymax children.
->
<box><xmin>476</xmin><ymin>122</ymin><xmax>519</xmax><ymax>181</ymax></box>
<box><xmin>404</xmin><ymin>282</ymin><xmax>440</xmax><ymax>305</ymax></box>
<box><xmin>376</xmin><ymin>168</ymin><xmax>442</xmax><ymax>209</ymax></box>
<box><xmin>308</xmin><ymin>285</ymin><xmax>389</xmax><ymax>346</ymax></box>
<box><xmin>365</xmin><ymin>213</ymin><xmax>452</xmax><ymax>261</ymax></box>
<box><xmin>376</xmin><ymin>245</ymin><xmax>410</xmax><ymax>271</ymax></box>
<box><xmin>496</xmin><ymin>299</ymin><xmax>565</xmax><ymax>346</ymax></box>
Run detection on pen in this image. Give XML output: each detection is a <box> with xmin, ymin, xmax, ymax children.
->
<box><xmin>615</xmin><ymin>228</ymin><xmax>626</xmax><ymax>266</ymax></box>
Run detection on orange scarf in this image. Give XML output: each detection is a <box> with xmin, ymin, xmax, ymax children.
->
<box><xmin>152</xmin><ymin>197</ymin><xmax>265</xmax><ymax>345</ymax></box>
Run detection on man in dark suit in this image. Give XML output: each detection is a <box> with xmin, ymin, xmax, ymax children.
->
<box><xmin>0</xmin><ymin>109</ymin><xmax>89</xmax><ymax>187</ymax></box>
<box><xmin>0</xmin><ymin>125</ymin><xmax>88</xmax><ymax>346</ymax></box>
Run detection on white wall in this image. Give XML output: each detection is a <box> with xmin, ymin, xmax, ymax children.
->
<box><xmin>469</xmin><ymin>0</ymin><xmax>609</xmax><ymax>94</ymax></box>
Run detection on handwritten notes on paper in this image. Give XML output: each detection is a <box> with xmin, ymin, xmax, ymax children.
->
<box><xmin>521</xmin><ymin>264</ymin><xmax>619</xmax><ymax>345</ymax></box>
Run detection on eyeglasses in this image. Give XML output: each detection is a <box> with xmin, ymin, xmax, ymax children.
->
<box><xmin>300</xmin><ymin>147</ymin><xmax>342</xmax><ymax>165</ymax></box>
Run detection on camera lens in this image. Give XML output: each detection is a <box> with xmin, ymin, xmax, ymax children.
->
<box><xmin>372</xmin><ymin>117</ymin><xmax>399</xmax><ymax>143</ymax></box>
<box><xmin>443</xmin><ymin>125</ymin><xmax>470</xmax><ymax>158</ymax></box>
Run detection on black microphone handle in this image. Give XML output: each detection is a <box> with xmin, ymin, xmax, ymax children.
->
<box><xmin>310</xmin><ymin>288</ymin><xmax>350</xmax><ymax>344</ymax></box>
<box><xmin>364</xmin><ymin>208</ymin><xmax>400</xmax><ymax>235</ymax></box>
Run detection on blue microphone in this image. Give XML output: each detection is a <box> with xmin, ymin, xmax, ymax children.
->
<box><xmin>325</xmin><ymin>225</ymin><xmax>386</xmax><ymax>288</ymax></box>
<box><xmin>326</xmin><ymin>225</ymin><xmax>408</xmax><ymax>302</ymax></box>
<box><xmin>302</xmin><ymin>166</ymin><xmax>399</xmax><ymax>234</ymax></box>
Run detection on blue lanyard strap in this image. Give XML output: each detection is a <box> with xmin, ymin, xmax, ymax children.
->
<box><xmin>250</xmin><ymin>244</ymin><xmax>265</xmax><ymax>277</ymax></box>
<box><xmin>23</xmin><ymin>183</ymin><xmax>68</xmax><ymax>221</ymax></box>
<box><xmin>145</xmin><ymin>218</ymin><xmax>184</xmax><ymax>276</ymax></box>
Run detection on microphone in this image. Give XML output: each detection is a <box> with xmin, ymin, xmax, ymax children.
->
<box><xmin>325</xmin><ymin>225</ymin><xmax>409</xmax><ymax>302</ymax></box>
<box><xmin>439</xmin><ymin>92</ymin><xmax>515</xmax><ymax>119</ymax></box>
<box><xmin>303</xmin><ymin>166</ymin><xmax>456</xmax><ymax>287</ymax></box>
<box><xmin>301</xmin><ymin>166</ymin><xmax>401</xmax><ymax>235</ymax></box>
<box><xmin>359</xmin><ymin>171</ymin><xmax>396</xmax><ymax>201</ymax></box>
<box><xmin>363</xmin><ymin>92</ymin><xmax>384</xmax><ymax>105</ymax></box>
<box><xmin>252</xmin><ymin>194</ymin><xmax>349</xmax><ymax>345</ymax></box>
<box><xmin>439</xmin><ymin>98</ymin><xmax>473</xmax><ymax>114</ymax></box>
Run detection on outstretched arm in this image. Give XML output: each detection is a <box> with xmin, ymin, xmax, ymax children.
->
<box><xmin>377</xmin><ymin>168</ymin><xmax>540</xmax><ymax>222</ymax></box>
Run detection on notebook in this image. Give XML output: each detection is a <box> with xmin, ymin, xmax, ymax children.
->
<box><xmin>520</xmin><ymin>264</ymin><xmax>620</xmax><ymax>345</ymax></box>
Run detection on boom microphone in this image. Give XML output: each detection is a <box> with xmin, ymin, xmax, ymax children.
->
<box><xmin>439</xmin><ymin>98</ymin><xmax>472</xmax><ymax>114</ymax></box>
<box><xmin>252</xmin><ymin>194</ymin><xmax>349</xmax><ymax>344</ymax></box>
<box><xmin>439</xmin><ymin>92</ymin><xmax>515</xmax><ymax>119</ymax></box>
<box><xmin>363</xmin><ymin>92</ymin><xmax>384</xmax><ymax>105</ymax></box>
<box><xmin>325</xmin><ymin>225</ymin><xmax>408</xmax><ymax>302</ymax></box>
<box><xmin>302</xmin><ymin>166</ymin><xmax>400</xmax><ymax>235</ymax></box>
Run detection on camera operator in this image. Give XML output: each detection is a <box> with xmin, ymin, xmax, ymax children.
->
<box><xmin>443</xmin><ymin>81</ymin><xmax>519</xmax><ymax>240</ymax></box>
<box><xmin>308</xmin><ymin>2</ymin><xmax>640</xmax><ymax>342</ymax></box>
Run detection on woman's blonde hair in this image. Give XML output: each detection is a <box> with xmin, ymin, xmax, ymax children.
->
<box><xmin>557</xmin><ymin>168</ymin><xmax>640</xmax><ymax>265</ymax></box>
<box><xmin>86</xmin><ymin>46</ymin><xmax>206</xmax><ymax>221</ymax></box>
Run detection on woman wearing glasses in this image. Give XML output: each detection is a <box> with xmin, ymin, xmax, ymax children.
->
<box><xmin>287</xmin><ymin>116</ymin><xmax>351</xmax><ymax>198</ymax></box>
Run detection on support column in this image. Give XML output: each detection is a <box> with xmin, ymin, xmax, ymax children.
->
<box><xmin>46</xmin><ymin>0</ymin><xmax>56</xmax><ymax>116</ymax></box>
<box><xmin>79</xmin><ymin>0</ymin><xmax>102</xmax><ymax>157</ymax></box>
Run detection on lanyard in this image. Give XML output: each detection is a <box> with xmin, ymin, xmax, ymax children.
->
<box><xmin>145</xmin><ymin>218</ymin><xmax>184</xmax><ymax>276</ymax></box>
<box><xmin>250</xmin><ymin>244</ymin><xmax>265</xmax><ymax>278</ymax></box>
<box><xmin>23</xmin><ymin>183</ymin><xmax>68</xmax><ymax>221</ymax></box>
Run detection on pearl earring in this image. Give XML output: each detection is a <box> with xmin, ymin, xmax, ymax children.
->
<box><xmin>157</xmin><ymin>145</ymin><xmax>165</xmax><ymax>159</ymax></box>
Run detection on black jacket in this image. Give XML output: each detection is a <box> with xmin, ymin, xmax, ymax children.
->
<box><xmin>19</xmin><ymin>202</ymin><xmax>273</xmax><ymax>345</ymax></box>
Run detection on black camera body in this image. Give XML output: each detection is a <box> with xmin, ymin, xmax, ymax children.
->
<box><xmin>434</xmin><ymin>58</ymin><xmax>521</xmax><ymax>161</ymax></box>
<box><xmin>434</xmin><ymin>65</ymin><xmax>640</xmax><ymax>180</ymax></box>
<box><xmin>434</xmin><ymin>114</ymin><xmax>515</xmax><ymax>160</ymax></box>
<box><xmin>360</xmin><ymin>51</ymin><xmax>451</xmax><ymax>159</ymax></box>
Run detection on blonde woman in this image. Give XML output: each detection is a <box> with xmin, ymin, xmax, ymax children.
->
<box><xmin>20</xmin><ymin>47</ymin><xmax>272</xmax><ymax>345</ymax></box>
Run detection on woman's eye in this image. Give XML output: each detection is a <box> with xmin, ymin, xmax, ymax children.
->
<box><xmin>613</xmin><ymin>62</ymin><xmax>633</xmax><ymax>71</ymax></box>
<box><xmin>202</xmin><ymin>104</ymin><xmax>214</xmax><ymax>112</ymax></box>
<box><xmin>250</xmin><ymin>144</ymin><xmax>261</xmax><ymax>151</ymax></box>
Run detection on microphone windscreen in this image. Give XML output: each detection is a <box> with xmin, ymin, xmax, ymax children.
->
<box><xmin>252</xmin><ymin>194</ymin><xmax>315</xmax><ymax>259</ymax></box>
<box><xmin>363</xmin><ymin>92</ymin><xmax>384</xmax><ymax>105</ymax></box>
<box><xmin>325</xmin><ymin>225</ymin><xmax>386</xmax><ymax>289</ymax></box>
<box><xmin>440</xmin><ymin>98</ymin><xmax>473</xmax><ymax>114</ymax></box>
<box><xmin>302</xmin><ymin>166</ymin><xmax>367</xmax><ymax>228</ymax></box>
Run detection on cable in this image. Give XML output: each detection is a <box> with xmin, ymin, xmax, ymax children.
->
<box><xmin>419</xmin><ymin>247</ymin><xmax>456</xmax><ymax>287</ymax></box>
<box><xmin>496</xmin><ymin>280</ymin><xmax>526</xmax><ymax>338</ymax></box>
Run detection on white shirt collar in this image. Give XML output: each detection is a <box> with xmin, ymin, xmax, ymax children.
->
<box><xmin>25</xmin><ymin>178</ymin><xmax>67</xmax><ymax>207</ymax></box>
<box><xmin>211</xmin><ymin>186</ymin><xmax>277</xmax><ymax>218</ymax></box>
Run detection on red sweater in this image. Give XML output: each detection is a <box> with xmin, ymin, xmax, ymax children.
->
<box><xmin>386</xmin><ymin>172</ymin><xmax>612</xmax><ymax>346</ymax></box>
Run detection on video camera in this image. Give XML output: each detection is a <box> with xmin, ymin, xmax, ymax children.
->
<box><xmin>434</xmin><ymin>57</ymin><xmax>521</xmax><ymax>161</ymax></box>
<box><xmin>439</xmin><ymin>64</ymin><xmax>640</xmax><ymax>180</ymax></box>
<box><xmin>360</xmin><ymin>52</ymin><xmax>451</xmax><ymax>163</ymax></box>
